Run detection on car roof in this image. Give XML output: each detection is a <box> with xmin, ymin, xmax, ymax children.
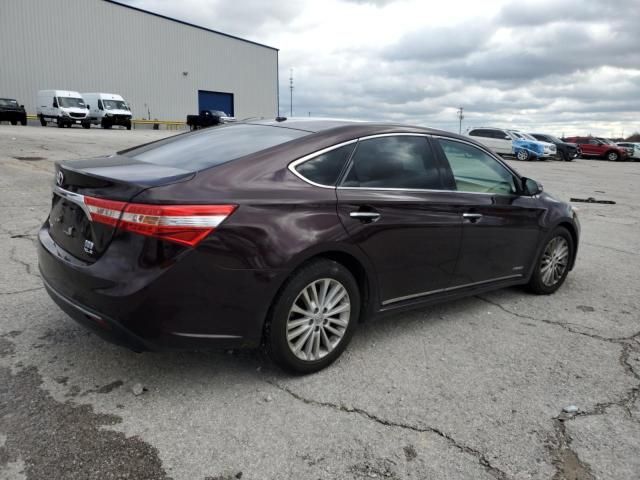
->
<box><xmin>243</xmin><ymin>117</ymin><xmax>466</xmax><ymax>138</ymax></box>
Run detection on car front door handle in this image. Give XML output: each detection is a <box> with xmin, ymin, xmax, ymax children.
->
<box><xmin>462</xmin><ymin>212</ymin><xmax>483</xmax><ymax>222</ymax></box>
<box><xmin>350</xmin><ymin>211</ymin><xmax>381</xmax><ymax>222</ymax></box>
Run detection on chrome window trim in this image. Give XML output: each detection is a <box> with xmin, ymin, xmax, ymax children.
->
<box><xmin>287</xmin><ymin>139</ymin><xmax>358</xmax><ymax>189</ymax></box>
<box><xmin>288</xmin><ymin>132</ymin><xmax>524</xmax><ymax>197</ymax></box>
<box><xmin>381</xmin><ymin>274</ymin><xmax>523</xmax><ymax>306</ymax></box>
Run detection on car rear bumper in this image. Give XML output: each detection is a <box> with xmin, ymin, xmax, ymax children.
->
<box><xmin>38</xmin><ymin>226</ymin><xmax>278</xmax><ymax>352</ymax></box>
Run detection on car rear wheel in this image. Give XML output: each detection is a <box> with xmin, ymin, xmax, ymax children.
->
<box><xmin>265</xmin><ymin>259</ymin><xmax>360</xmax><ymax>374</ymax></box>
<box><xmin>527</xmin><ymin>227</ymin><xmax>573</xmax><ymax>295</ymax></box>
<box><xmin>516</xmin><ymin>149</ymin><xmax>530</xmax><ymax>161</ymax></box>
<box><xmin>20</xmin><ymin>118</ymin><xmax>27</xmax><ymax>126</ymax></box>
<box><xmin>39</xmin><ymin>115</ymin><xmax>46</xmax><ymax>126</ymax></box>
<box><xmin>606</xmin><ymin>151</ymin><xmax>619</xmax><ymax>161</ymax></box>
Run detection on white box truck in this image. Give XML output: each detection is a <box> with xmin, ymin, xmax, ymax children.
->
<box><xmin>37</xmin><ymin>90</ymin><xmax>91</xmax><ymax>128</ymax></box>
<box><xmin>83</xmin><ymin>93</ymin><xmax>133</xmax><ymax>130</ymax></box>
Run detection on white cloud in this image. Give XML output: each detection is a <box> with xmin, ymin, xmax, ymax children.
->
<box><xmin>121</xmin><ymin>0</ymin><xmax>640</xmax><ymax>136</ymax></box>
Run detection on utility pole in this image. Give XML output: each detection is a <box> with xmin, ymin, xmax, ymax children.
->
<box><xmin>456</xmin><ymin>107</ymin><xmax>464</xmax><ymax>134</ymax></box>
<box><xmin>289</xmin><ymin>69</ymin><xmax>294</xmax><ymax>117</ymax></box>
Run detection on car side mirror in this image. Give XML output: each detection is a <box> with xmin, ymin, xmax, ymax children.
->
<box><xmin>86</xmin><ymin>104</ymin><xmax>90</xmax><ymax>110</ymax></box>
<box><xmin>20</xmin><ymin>104</ymin><xmax>24</xmax><ymax>108</ymax></box>
<box><xmin>522</xmin><ymin>177</ymin><xmax>543</xmax><ymax>196</ymax></box>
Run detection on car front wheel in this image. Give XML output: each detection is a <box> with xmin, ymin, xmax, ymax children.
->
<box><xmin>265</xmin><ymin>259</ymin><xmax>360</xmax><ymax>374</ymax></box>
<box><xmin>527</xmin><ymin>227</ymin><xmax>573</xmax><ymax>294</ymax></box>
<box><xmin>516</xmin><ymin>149</ymin><xmax>530</xmax><ymax>161</ymax></box>
<box><xmin>606</xmin><ymin>151</ymin><xmax>619</xmax><ymax>161</ymax></box>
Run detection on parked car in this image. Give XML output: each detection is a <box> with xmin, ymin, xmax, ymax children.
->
<box><xmin>0</xmin><ymin>97</ymin><xmax>27</xmax><ymax>125</ymax></box>
<box><xmin>617</xmin><ymin>142</ymin><xmax>640</xmax><ymax>161</ymax></box>
<box><xmin>563</xmin><ymin>136</ymin><xmax>628</xmax><ymax>161</ymax></box>
<box><xmin>507</xmin><ymin>130</ymin><xmax>557</xmax><ymax>161</ymax></box>
<box><xmin>467</xmin><ymin>127</ymin><xmax>555</xmax><ymax>160</ymax></box>
<box><xmin>83</xmin><ymin>93</ymin><xmax>132</xmax><ymax>130</ymax></box>
<box><xmin>37</xmin><ymin>90</ymin><xmax>90</xmax><ymax>128</ymax></box>
<box><xmin>186</xmin><ymin>110</ymin><xmax>235</xmax><ymax>130</ymax></box>
<box><xmin>529</xmin><ymin>133</ymin><xmax>581</xmax><ymax>161</ymax></box>
<box><xmin>38</xmin><ymin>119</ymin><xmax>580</xmax><ymax>373</ymax></box>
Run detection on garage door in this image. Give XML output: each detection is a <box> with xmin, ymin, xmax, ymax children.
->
<box><xmin>197</xmin><ymin>90</ymin><xmax>234</xmax><ymax>116</ymax></box>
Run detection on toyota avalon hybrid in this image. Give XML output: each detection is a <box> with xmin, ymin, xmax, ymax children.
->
<box><xmin>38</xmin><ymin>118</ymin><xmax>580</xmax><ymax>373</ymax></box>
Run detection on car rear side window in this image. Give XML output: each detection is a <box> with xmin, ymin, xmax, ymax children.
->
<box><xmin>341</xmin><ymin>136</ymin><xmax>441</xmax><ymax>190</ymax></box>
<box><xmin>293</xmin><ymin>143</ymin><xmax>356</xmax><ymax>186</ymax></box>
<box><xmin>469</xmin><ymin>129</ymin><xmax>490</xmax><ymax>138</ymax></box>
<box><xmin>438</xmin><ymin>138</ymin><xmax>517</xmax><ymax>195</ymax></box>
<box><xmin>121</xmin><ymin>124</ymin><xmax>309</xmax><ymax>171</ymax></box>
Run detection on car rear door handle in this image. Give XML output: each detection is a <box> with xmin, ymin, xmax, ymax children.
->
<box><xmin>462</xmin><ymin>212</ymin><xmax>483</xmax><ymax>222</ymax></box>
<box><xmin>350</xmin><ymin>211</ymin><xmax>381</xmax><ymax>222</ymax></box>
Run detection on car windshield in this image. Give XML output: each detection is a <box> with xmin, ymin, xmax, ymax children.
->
<box><xmin>210</xmin><ymin>110</ymin><xmax>228</xmax><ymax>117</ymax></box>
<box><xmin>122</xmin><ymin>124</ymin><xmax>310</xmax><ymax>171</ymax></box>
<box><xmin>58</xmin><ymin>97</ymin><xmax>86</xmax><ymax>108</ymax></box>
<box><xmin>599</xmin><ymin>139</ymin><xmax>615</xmax><ymax>145</ymax></box>
<box><xmin>520</xmin><ymin>133</ymin><xmax>538</xmax><ymax>141</ymax></box>
<box><xmin>509</xmin><ymin>131</ymin><xmax>524</xmax><ymax>139</ymax></box>
<box><xmin>547</xmin><ymin>135</ymin><xmax>562</xmax><ymax>143</ymax></box>
<box><xmin>103</xmin><ymin>99</ymin><xmax>129</xmax><ymax>111</ymax></box>
<box><xmin>0</xmin><ymin>98</ymin><xmax>19</xmax><ymax>107</ymax></box>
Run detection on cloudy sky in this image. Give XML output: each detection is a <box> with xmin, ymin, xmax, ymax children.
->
<box><xmin>122</xmin><ymin>0</ymin><xmax>639</xmax><ymax>137</ymax></box>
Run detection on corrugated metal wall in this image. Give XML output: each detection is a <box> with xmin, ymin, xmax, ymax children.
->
<box><xmin>0</xmin><ymin>0</ymin><xmax>278</xmax><ymax>120</ymax></box>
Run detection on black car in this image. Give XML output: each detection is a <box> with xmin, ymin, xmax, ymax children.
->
<box><xmin>529</xmin><ymin>133</ymin><xmax>580</xmax><ymax>161</ymax></box>
<box><xmin>38</xmin><ymin>119</ymin><xmax>580</xmax><ymax>373</ymax></box>
<box><xmin>0</xmin><ymin>98</ymin><xmax>27</xmax><ymax>125</ymax></box>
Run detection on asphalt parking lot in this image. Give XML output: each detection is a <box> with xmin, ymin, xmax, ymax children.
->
<box><xmin>0</xmin><ymin>125</ymin><xmax>638</xmax><ymax>480</ymax></box>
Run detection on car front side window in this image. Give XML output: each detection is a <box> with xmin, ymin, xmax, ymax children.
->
<box><xmin>438</xmin><ymin>138</ymin><xmax>517</xmax><ymax>195</ymax></box>
<box><xmin>341</xmin><ymin>136</ymin><xmax>441</xmax><ymax>190</ymax></box>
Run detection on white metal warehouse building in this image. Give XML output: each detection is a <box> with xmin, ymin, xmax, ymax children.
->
<box><xmin>0</xmin><ymin>0</ymin><xmax>279</xmax><ymax>121</ymax></box>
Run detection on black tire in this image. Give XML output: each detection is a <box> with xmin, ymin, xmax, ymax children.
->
<box><xmin>606</xmin><ymin>151</ymin><xmax>619</xmax><ymax>162</ymax></box>
<box><xmin>10</xmin><ymin>120</ymin><xmax>17</xmax><ymax>125</ymax></box>
<box><xmin>516</xmin><ymin>149</ymin><xmax>530</xmax><ymax>161</ymax></box>
<box><xmin>20</xmin><ymin>118</ymin><xmax>27</xmax><ymax>126</ymax></box>
<box><xmin>39</xmin><ymin>115</ymin><xmax>47</xmax><ymax>126</ymax></box>
<box><xmin>561</xmin><ymin>150</ymin><xmax>572</xmax><ymax>162</ymax></box>
<box><xmin>102</xmin><ymin>121</ymin><xmax>112</xmax><ymax>129</ymax></box>
<box><xmin>265</xmin><ymin>259</ymin><xmax>360</xmax><ymax>374</ymax></box>
<box><xmin>126</xmin><ymin>122</ymin><xmax>132</xmax><ymax>130</ymax></box>
<box><xmin>82</xmin><ymin>122</ymin><xmax>91</xmax><ymax>129</ymax></box>
<box><xmin>526</xmin><ymin>227</ymin><xmax>574</xmax><ymax>295</ymax></box>
<box><xmin>57</xmin><ymin>118</ymin><xmax>64</xmax><ymax>128</ymax></box>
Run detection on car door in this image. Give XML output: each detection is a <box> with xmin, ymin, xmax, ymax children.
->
<box><xmin>468</xmin><ymin>129</ymin><xmax>496</xmax><ymax>151</ymax></box>
<box><xmin>433</xmin><ymin>136</ymin><xmax>544</xmax><ymax>286</ymax></box>
<box><xmin>491</xmin><ymin>129</ymin><xmax>514</xmax><ymax>155</ymax></box>
<box><xmin>336</xmin><ymin>134</ymin><xmax>462</xmax><ymax>306</ymax></box>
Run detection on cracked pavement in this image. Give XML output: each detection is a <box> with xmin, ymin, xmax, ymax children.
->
<box><xmin>1</xmin><ymin>125</ymin><xmax>639</xmax><ymax>479</ymax></box>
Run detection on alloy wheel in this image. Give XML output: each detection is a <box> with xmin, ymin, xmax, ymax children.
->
<box><xmin>540</xmin><ymin>236</ymin><xmax>569</xmax><ymax>287</ymax></box>
<box><xmin>286</xmin><ymin>278</ymin><xmax>350</xmax><ymax>361</ymax></box>
<box><xmin>517</xmin><ymin>150</ymin><xmax>529</xmax><ymax>161</ymax></box>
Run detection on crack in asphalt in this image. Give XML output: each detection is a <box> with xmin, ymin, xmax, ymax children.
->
<box><xmin>477</xmin><ymin>295</ymin><xmax>640</xmax><ymax>478</ymax></box>
<box><xmin>8</xmin><ymin>245</ymin><xmax>40</xmax><ymax>280</ymax></box>
<box><xmin>548</xmin><ymin>417</ymin><xmax>596</xmax><ymax>480</ymax></box>
<box><xmin>0</xmin><ymin>286</ymin><xmax>44</xmax><ymax>296</ymax></box>
<box><xmin>265</xmin><ymin>379</ymin><xmax>510</xmax><ymax>480</ymax></box>
<box><xmin>581</xmin><ymin>241</ymin><xmax>640</xmax><ymax>257</ymax></box>
<box><xmin>476</xmin><ymin>296</ymin><xmax>639</xmax><ymax>344</ymax></box>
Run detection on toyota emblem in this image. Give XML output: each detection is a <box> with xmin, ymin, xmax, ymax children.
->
<box><xmin>56</xmin><ymin>171</ymin><xmax>64</xmax><ymax>186</ymax></box>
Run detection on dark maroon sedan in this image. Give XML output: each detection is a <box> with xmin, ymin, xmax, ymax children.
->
<box><xmin>38</xmin><ymin>119</ymin><xmax>580</xmax><ymax>373</ymax></box>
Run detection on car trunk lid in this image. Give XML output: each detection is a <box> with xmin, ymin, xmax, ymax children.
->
<box><xmin>48</xmin><ymin>156</ymin><xmax>194</xmax><ymax>263</ymax></box>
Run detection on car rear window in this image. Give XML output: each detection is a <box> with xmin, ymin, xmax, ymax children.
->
<box><xmin>122</xmin><ymin>124</ymin><xmax>309</xmax><ymax>171</ymax></box>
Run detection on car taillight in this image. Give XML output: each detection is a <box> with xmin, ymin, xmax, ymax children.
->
<box><xmin>84</xmin><ymin>196</ymin><xmax>237</xmax><ymax>247</ymax></box>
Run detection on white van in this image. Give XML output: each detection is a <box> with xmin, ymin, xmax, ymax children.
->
<box><xmin>83</xmin><ymin>93</ymin><xmax>133</xmax><ymax>129</ymax></box>
<box><xmin>36</xmin><ymin>90</ymin><xmax>91</xmax><ymax>128</ymax></box>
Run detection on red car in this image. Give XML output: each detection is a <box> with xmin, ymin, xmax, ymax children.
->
<box><xmin>563</xmin><ymin>136</ymin><xmax>628</xmax><ymax>161</ymax></box>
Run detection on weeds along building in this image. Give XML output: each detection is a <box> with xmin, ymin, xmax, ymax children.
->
<box><xmin>1</xmin><ymin>0</ymin><xmax>279</xmax><ymax>121</ymax></box>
